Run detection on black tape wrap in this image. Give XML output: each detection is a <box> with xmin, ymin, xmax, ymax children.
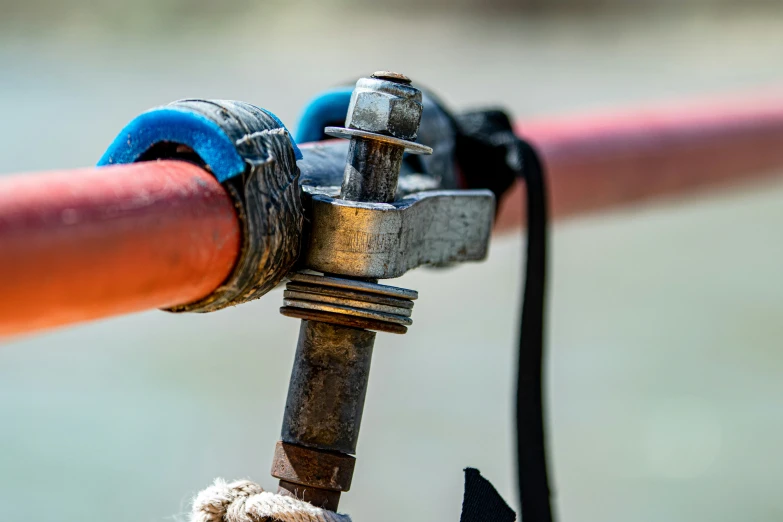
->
<box><xmin>160</xmin><ymin>100</ymin><xmax>304</xmax><ymax>313</ymax></box>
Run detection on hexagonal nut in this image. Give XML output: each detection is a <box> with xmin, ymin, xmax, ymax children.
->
<box><xmin>346</xmin><ymin>89</ymin><xmax>423</xmax><ymax>140</ymax></box>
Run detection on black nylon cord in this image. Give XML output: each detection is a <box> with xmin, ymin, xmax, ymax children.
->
<box><xmin>516</xmin><ymin>141</ymin><xmax>553</xmax><ymax>522</ymax></box>
<box><xmin>450</xmin><ymin>107</ymin><xmax>554</xmax><ymax>522</ymax></box>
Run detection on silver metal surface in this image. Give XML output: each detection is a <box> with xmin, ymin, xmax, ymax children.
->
<box><xmin>281</xmin><ymin>272</ymin><xmax>417</xmax><ymax>333</ymax></box>
<box><xmin>285</xmin><ymin>289</ymin><xmax>413</xmax><ymax>316</ymax></box>
<box><xmin>282</xmin><ymin>272</ymin><xmax>417</xmax><ymax>331</ymax></box>
<box><xmin>303</xmin><ymin>190</ymin><xmax>496</xmax><ymax>279</ymax></box>
<box><xmin>284</xmin><ymin>291</ymin><xmax>413</xmax><ymax>317</ymax></box>
<box><xmin>344</xmin><ymin>76</ymin><xmax>423</xmax><ymax>140</ymax></box>
<box><xmin>285</xmin><ymin>282</ymin><xmax>415</xmax><ymax>309</ymax></box>
<box><xmin>335</xmin><ymin>73</ymin><xmax>430</xmax><ymax>204</ymax></box>
<box><xmin>324</xmin><ymin>127</ymin><xmax>433</xmax><ymax>154</ymax></box>
<box><xmin>282</xmin><ymin>299</ymin><xmax>414</xmax><ymax>326</ymax></box>
<box><xmin>289</xmin><ymin>272</ymin><xmax>418</xmax><ymax>300</ymax></box>
<box><xmin>342</xmin><ymin>138</ymin><xmax>406</xmax><ymax>203</ymax></box>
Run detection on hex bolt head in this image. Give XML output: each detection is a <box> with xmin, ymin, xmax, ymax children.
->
<box><xmin>345</xmin><ymin>75</ymin><xmax>424</xmax><ymax>140</ymax></box>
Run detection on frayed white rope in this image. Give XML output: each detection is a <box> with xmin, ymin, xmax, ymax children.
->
<box><xmin>191</xmin><ymin>479</ymin><xmax>352</xmax><ymax>522</ymax></box>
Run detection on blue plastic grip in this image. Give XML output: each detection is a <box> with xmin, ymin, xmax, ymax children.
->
<box><xmin>99</xmin><ymin>105</ymin><xmax>301</xmax><ymax>183</ymax></box>
<box><xmin>294</xmin><ymin>88</ymin><xmax>353</xmax><ymax>144</ymax></box>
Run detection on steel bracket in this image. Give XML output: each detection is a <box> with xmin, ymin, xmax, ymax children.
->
<box><xmin>303</xmin><ymin>189</ymin><xmax>495</xmax><ymax>279</ymax></box>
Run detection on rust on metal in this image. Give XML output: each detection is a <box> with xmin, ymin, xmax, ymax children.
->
<box><xmin>371</xmin><ymin>71</ymin><xmax>412</xmax><ymax>84</ymax></box>
<box><xmin>280</xmin><ymin>307</ymin><xmax>408</xmax><ymax>334</ymax></box>
<box><xmin>289</xmin><ymin>272</ymin><xmax>418</xmax><ymax>300</ymax></box>
<box><xmin>277</xmin><ymin>480</ymin><xmax>342</xmax><ymax>511</ymax></box>
<box><xmin>281</xmin><ymin>320</ymin><xmax>376</xmax><ymax>454</ymax></box>
<box><xmin>281</xmin><ymin>273</ymin><xmax>416</xmax><ymax>334</ymax></box>
<box><xmin>271</xmin><ymin>441</ymin><xmax>355</xmax><ymax>492</ymax></box>
<box><xmin>284</xmin><ymin>290</ymin><xmax>413</xmax><ymax>317</ymax></box>
<box><xmin>285</xmin><ymin>282</ymin><xmax>415</xmax><ymax>309</ymax></box>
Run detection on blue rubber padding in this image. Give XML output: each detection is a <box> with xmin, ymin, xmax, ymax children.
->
<box><xmin>295</xmin><ymin>88</ymin><xmax>353</xmax><ymax>144</ymax></box>
<box><xmin>98</xmin><ymin>106</ymin><xmax>302</xmax><ymax>183</ymax></box>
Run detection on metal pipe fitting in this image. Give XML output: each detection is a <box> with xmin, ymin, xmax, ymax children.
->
<box><xmin>274</xmin><ymin>72</ymin><xmax>427</xmax><ymax>511</ymax></box>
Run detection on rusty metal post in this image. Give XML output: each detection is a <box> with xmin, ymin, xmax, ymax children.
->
<box><xmin>272</xmin><ymin>72</ymin><xmax>425</xmax><ymax>511</ymax></box>
<box><xmin>273</xmin><ymin>322</ymin><xmax>374</xmax><ymax>509</ymax></box>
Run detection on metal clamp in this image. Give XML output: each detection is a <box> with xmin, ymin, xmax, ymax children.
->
<box><xmin>303</xmin><ymin>189</ymin><xmax>495</xmax><ymax>279</ymax></box>
<box><xmin>99</xmin><ymin>99</ymin><xmax>304</xmax><ymax>313</ymax></box>
<box><xmin>273</xmin><ymin>71</ymin><xmax>495</xmax><ymax>512</ymax></box>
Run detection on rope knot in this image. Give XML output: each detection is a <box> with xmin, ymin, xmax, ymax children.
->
<box><xmin>190</xmin><ymin>479</ymin><xmax>351</xmax><ymax>522</ymax></box>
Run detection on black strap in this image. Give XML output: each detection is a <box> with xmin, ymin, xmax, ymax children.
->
<box><xmin>516</xmin><ymin>141</ymin><xmax>553</xmax><ymax>522</ymax></box>
<box><xmin>454</xmin><ymin>111</ymin><xmax>553</xmax><ymax>522</ymax></box>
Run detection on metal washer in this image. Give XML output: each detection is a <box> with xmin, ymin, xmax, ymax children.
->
<box><xmin>324</xmin><ymin>127</ymin><xmax>433</xmax><ymax>155</ymax></box>
<box><xmin>280</xmin><ymin>272</ymin><xmax>418</xmax><ymax>334</ymax></box>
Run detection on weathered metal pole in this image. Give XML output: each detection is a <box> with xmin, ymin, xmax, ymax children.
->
<box><xmin>273</xmin><ymin>322</ymin><xmax>374</xmax><ymax>509</ymax></box>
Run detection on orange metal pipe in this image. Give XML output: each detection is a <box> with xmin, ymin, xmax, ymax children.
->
<box><xmin>2</xmin><ymin>91</ymin><xmax>783</xmax><ymax>338</ymax></box>
<box><xmin>497</xmin><ymin>92</ymin><xmax>783</xmax><ymax>230</ymax></box>
<box><xmin>0</xmin><ymin>160</ymin><xmax>240</xmax><ymax>338</ymax></box>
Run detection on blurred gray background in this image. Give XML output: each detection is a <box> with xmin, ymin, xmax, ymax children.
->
<box><xmin>1</xmin><ymin>1</ymin><xmax>783</xmax><ymax>521</ymax></box>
